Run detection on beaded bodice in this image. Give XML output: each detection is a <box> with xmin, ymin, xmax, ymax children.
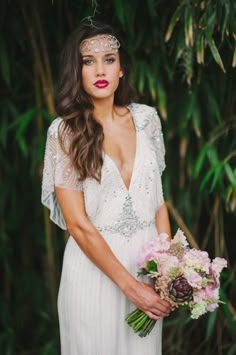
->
<box><xmin>41</xmin><ymin>103</ymin><xmax>165</xmax><ymax>239</ymax></box>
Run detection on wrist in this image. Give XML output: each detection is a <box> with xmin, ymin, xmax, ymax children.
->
<box><xmin>119</xmin><ymin>275</ymin><xmax>138</xmax><ymax>296</ymax></box>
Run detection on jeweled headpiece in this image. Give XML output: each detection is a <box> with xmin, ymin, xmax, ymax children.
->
<box><xmin>80</xmin><ymin>34</ymin><xmax>120</xmax><ymax>53</ymax></box>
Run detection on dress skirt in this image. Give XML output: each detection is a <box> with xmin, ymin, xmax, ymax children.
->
<box><xmin>58</xmin><ymin>228</ymin><xmax>163</xmax><ymax>355</ymax></box>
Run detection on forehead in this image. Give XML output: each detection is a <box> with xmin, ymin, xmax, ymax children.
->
<box><xmin>80</xmin><ymin>34</ymin><xmax>120</xmax><ymax>54</ymax></box>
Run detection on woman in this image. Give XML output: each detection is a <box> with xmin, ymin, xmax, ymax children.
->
<box><xmin>42</xmin><ymin>21</ymin><xmax>172</xmax><ymax>355</ymax></box>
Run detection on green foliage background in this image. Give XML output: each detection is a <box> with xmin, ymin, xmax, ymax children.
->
<box><xmin>0</xmin><ymin>0</ymin><xmax>235</xmax><ymax>354</ymax></box>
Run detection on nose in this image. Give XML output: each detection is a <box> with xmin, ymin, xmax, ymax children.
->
<box><xmin>96</xmin><ymin>60</ymin><xmax>105</xmax><ymax>76</ymax></box>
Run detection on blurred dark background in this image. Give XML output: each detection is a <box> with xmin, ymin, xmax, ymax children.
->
<box><xmin>0</xmin><ymin>0</ymin><xmax>235</xmax><ymax>354</ymax></box>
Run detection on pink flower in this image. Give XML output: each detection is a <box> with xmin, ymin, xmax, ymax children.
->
<box><xmin>184</xmin><ymin>268</ymin><xmax>203</xmax><ymax>289</ymax></box>
<box><xmin>212</xmin><ymin>257</ymin><xmax>227</xmax><ymax>276</ymax></box>
<box><xmin>157</xmin><ymin>255</ymin><xmax>180</xmax><ymax>277</ymax></box>
<box><xmin>155</xmin><ymin>233</ymin><xmax>170</xmax><ymax>252</ymax></box>
<box><xmin>136</xmin><ymin>240</ymin><xmax>156</xmax><ymax>267</ymax></box>
<box><xmin>207</xmin><ymin>303</ymin><xmax>219</xmax><ymax>312</ymax></box>
<box><xmin>172</xmin><ymin>229</ymin><xmax>189</xmax><ymax>247</ymax></box>
<box><xmin>193</xmin><ymin>289</ymin><xmax>206</xmax><ymax>303</ymax></box>
<box><xmin>204</xmin><ymin>286</ymin><xmax>219</xmax><ymax>299</ymax></box>
<box><xmin>183</xmin><ymin>249</ymin><xmax>211</xmax><ymax>273</ymax></box>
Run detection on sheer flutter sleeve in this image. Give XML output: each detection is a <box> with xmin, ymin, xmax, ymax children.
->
<box><xmin>41</xmin><ymin>118</ymin><xmax>83</xmax><ymax>230</ymax></box>
<box><xmin>150</xmin><ymin>107</ymin><xmax>166</xmax><ymax>175</ymax></box>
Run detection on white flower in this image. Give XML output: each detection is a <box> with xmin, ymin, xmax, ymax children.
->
<box><xmin>191</xmin><ymin>302</ymin><xmax>207</xmax><ymax>319</ymax></box>
<box><xmin>172</xmin><ymin>229</ymin><xmax>189</xmax><ymax>247</ymax></box>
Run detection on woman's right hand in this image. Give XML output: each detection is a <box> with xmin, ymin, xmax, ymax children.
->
<box><xmin>125</xmin><ymin>280</ymin><xmax>172</xmax><ymax>320</ymax></box>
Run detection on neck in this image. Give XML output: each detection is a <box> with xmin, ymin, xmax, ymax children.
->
<box><xmin>92</xmin><ymin>97</ymin><xmax>115</xmax><ymax>123</ymax></box>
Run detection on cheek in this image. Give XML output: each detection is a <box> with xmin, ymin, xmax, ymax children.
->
<box><xmin>81</xmin><ymin>68</ymin><xmax>91</xmax><ymax>90</ymax></box>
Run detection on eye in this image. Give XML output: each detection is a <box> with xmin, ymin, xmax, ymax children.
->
<box><xmin>106</xmin><ymin>57</ymin><xmax>116</xmax><ymax>64</ymax></box>
<box><xmin>82</xmin><ymin>58</ymin><xmax>94</xmax><ymax>65</ymax></box>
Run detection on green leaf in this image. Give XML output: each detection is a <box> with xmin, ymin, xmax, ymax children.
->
<box><xmin>16</xmin><ymin>108</ymin><xmax>36</xmax><ymax>138</ymax></box>
<box><xmin>205</xmin><ymin>310</ymin><xmax>217</xmax><ymax>340</ymax></box>
<box><xmin>156</xmin><ymin>81</ymin><xmax>167</xmax><ymax>119</ymax></box>
<box><xmin>202</xmin><ymin>81</ymin><xmax>221</xmax><ymax>123</ymax></box>
<box><xmin>224</xmin><ymin>163</ymin><xmax>236</xmax><ymax>189</ymax></box>
<box><xmin>220</xmin><ymin>288</ymin><xmax>236</xmax><ymax>334</ymax></box>
<box><xmin>184</xmin><ymin>5</ymin><xmax>193</xmax><ymax>47</ymax></box>
<box><xmin>232</xmin><ymin>42</ymin><xmax>236</xmax><ymax>67</ymax></box>
<box><xmin>165</xmin><ymin>3</ymin><xmax>185</xmax><ymax>42</ymax></box>
<box><xmin>210</xmin><ymin>163</ymin><xmax>224</xmax><ymax>192</ymax></box>
<box><xmin>200</xmin><ymin>165</ymin><xmax>215</xmax><ymax>191</ymax></box>
<box><xmin>196</xmin><ymin>33</ymin><xmax>205</xmax><ymax>64</ymax></box>
<box><xmin>15</xmin><ymin>109</ymin><xmax>36</xmax><ymax>156</ymax></box>
<box><xmin>207</xmin><ymin>147</ymin><xmax>219</xmax><ymax>166</ymax></box>
<box><xmin>147</xmin><ymin>260</ymin><xmax>157</xmax><ymax>272</ymax></box>
<box><xmin>206</xmin><ymin>35</ymin><xmax>226</xmax><ymax>72</ymax></box>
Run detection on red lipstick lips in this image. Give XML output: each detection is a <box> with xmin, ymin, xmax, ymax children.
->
<box><xmin>94</xmin><ymin>80</ymin><xmax>109</xmax><ymax>88</ymax></box>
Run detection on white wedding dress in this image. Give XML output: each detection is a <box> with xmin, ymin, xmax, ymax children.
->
<box><xmin>42</xmin><ymin>103</ymin><xmax>166</xmax><ymax>355</ymax></box>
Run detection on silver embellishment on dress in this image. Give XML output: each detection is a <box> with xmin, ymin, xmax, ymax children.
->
<box><xmin>97</xmin><ymin>194</ymin><xmax>155</xmax><ymax>239</ymax></box>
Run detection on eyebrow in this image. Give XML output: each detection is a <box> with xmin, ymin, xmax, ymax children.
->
<box><xmin>81</xmin><ymin>52</ymin><xmax>118</xmax><ymax>58</ymax></box>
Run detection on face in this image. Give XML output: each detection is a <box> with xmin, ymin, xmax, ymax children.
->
<box><xmin>81</xmin><ymin>35</ymin><xmax>123</xmax><ymax>101</ymax></box>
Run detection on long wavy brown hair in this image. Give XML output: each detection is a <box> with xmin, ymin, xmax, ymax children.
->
<box><xmin>56</xmin><ymin>21</ymin><xmax>136</xmax><ymax>182</ymax></box>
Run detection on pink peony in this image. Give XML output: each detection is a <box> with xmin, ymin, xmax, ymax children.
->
<box><xmin>193</xmin><ymin>289</ymin><xmax>206</xmax><ymax>303</ymax></box>
<box><xmin>204</xmin><ymin>286</ymin><xmax>219</xmax><ymax>299</ymax></box>
<box><xmin>136</xmin><ymin>240</ymin><xmax>156</xmax><ymax>266</ymax></box>
<box><xmin>212</xmin><ymin>257</ymin><xmax>227</xmax><ymax>276</ymax></box>
<box><xmin>157</xmin><ymin>255</ymin><xmax>180</xmax><ymax>276</ymax></box>
<box><xmin>184</xmin><ymin>268</ymin><xmax>203</xmax><ymax>289</ymax></box>
<box><xmin>183</xmin><ymin>249</ymin><xmax>211</xmax><ymax>273</ymax></box>
<box><xmin>155</xmin><ymin>233</ymin><xmax>170</xmax><ymax>252</ymax></box>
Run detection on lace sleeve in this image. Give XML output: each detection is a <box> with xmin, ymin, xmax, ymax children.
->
<box><xmin>41</xmin><ymin>118</ymin><xmax>83</xmax><ymax>230</ymax></box>
<box><xmin>150</xmin><ymin>108</ymin><xmax>166</xmax><ymax>175</ymax></box>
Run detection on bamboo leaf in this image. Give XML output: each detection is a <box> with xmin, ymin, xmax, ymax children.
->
<box><xmin>200</xmin><ymin>166</ymin><xmax>215</xmax><ymax>191</ymax></box>
<box><xmin>207</xmin><ymin>147</ymin><xmax>219</xmax><ymax>166</ymax></box>
<box><xmin>221</xmin><ymin>1</ymin><xmax>230</xmax><ymax>40</ymax></box>
<box><xmin>224</xmin><ymin>163</ymin><xmax>236</xmax><ymax>189</ymax></box>
<box><xmin>232</xmin><ymin>42</ymin><xmax>236</xmax><ymax>67</ymax></box>
<box><xmin>205</xmin><ymin>310</ymin><xmax>217</xmax><ymax>340</ymax></box>
<box><xmin>156</xmin><ymin>81</ymin><xmax>167</xmax><ymax>119</ymax></box>
<box><xmin>146</xmin><ymin>71</ymin><xmax>157</xmax><ymax>101</ymax></box>
<box><xmin>210</xmin><ymin>163</ymin><xmax>223</xmax><ymax>192</ymax></box>
<box><xmin>202</xmin><ymin>81</ymin><xmax>221</xmax><ymax>123</ymax></box>
<box><xmin>196</xmin><ymin>33</ymin><xmax>205</xmax><ymax>64</ymax></box>
<box><xmin>220</xmin><ymin>288</ymin><xmax>236</xmax><ymax>334</ymax></box>
<box><xmin>16</xmin><ymin>108</ymin><xmax>36</xmax><ymax>138</ymax></box>
<box><xmin>165</xmin><ymin>3</ymin><xmax>185</xmax><ymax>42</ymax></box>
<box><xmin>206</xmin><ymin>36</ymin><xmax>226</xmax><ymax>72</ymax></box>
<box><xmin>184</xmin><ymin>6</ymin><xmax>193</xmax><ymax>47</ymax></box>
<box><xmin>41</xmin><ymin>109</ymin><xmax>55</xmax><ymax>122</ymax></box>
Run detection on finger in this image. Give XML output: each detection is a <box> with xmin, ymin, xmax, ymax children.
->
<box><xmin>146</xmin><ymin>311</ymin><xmax>162</xmax><ymax>320</ymax></box>
<box><xmin>153</xmin><ymin>303</ymin><xmax>171</xmax><ymax>315</ymax></box>
<box><xmin>150</xmin><ymin>307</ymin><xmax>169</xmax><ymax>317</ymax></box>
<box><xmin>156</xmin><ymin>296</ymin><xmax>172</xmax><ymax>310</ymax></box>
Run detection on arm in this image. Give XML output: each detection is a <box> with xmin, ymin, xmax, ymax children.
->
<box><xmin>55</xmin><ymin>186</ymin><xmax>171</xmax><ymax>319</ymax></box>
<box><xmin>156</xmin><ymin>202</ymin><xmax>171</xmax><ymax>240</ymax></box>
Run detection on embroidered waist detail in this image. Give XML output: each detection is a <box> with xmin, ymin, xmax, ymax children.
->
<box><xmin>96</xmin><ymin>194</ymin><xmax>155</xmax><ymax>239</ymax></box>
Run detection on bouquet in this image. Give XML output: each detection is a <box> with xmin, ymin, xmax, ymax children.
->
<box><xmin>126</xmin><ymin>229</ymin><xmax>227</xmax><ymax>337</ymax></box>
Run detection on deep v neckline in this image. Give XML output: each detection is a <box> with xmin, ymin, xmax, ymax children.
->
<box><xmin>103</xmin><ymin>105</ymin><xmax>138</xmax><ymax>192</ymax></box>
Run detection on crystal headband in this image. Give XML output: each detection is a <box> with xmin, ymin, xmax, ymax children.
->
<box><xmin>80</xmin><ymin>34</ymin><xmax>120</xmax><ymax>53</ymax></box>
